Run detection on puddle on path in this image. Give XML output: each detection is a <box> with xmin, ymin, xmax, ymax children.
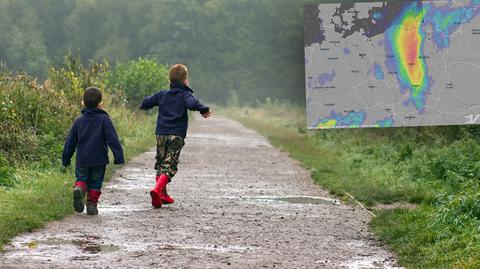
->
<box><xmin>253</xmin><ymin>196</ymin><xmax>340</xmax><ymax>205</ymax></box>
<box><xmin>121</xmin><ymin>167</ymin><xmax>145</xmax><ymax>173</ymax></box>
<box><xmin>215</xmin><ymin>196</ymin><xmax>341</xmax><ymax>206</ymax></box>
<box><xmin>99</xmin><ymin>204</ymin><xmax>148</xmax><ymax>213</ymax></box>
<box><xmin>23</xmin><ymin>237</ymin><xmax>120</xmax><ymax>254</ymax></box>
<box><xmin>107</xmin><ymin>184</ymin><xmax>147</xmax><ymax>191</ymax></box>
<box><xmin>157</xmin><ymin>244</ymin><xmax>251</xmax><ymax>254</ymax></box>
<box><xmin>343</xmin><ymin>256</ymin><xmax>403</xmax><ymax>269</ymax></box>
<box><xmin>273</xmin><ymin>196</ymin><xmax>340</xmax><ymax>205</ymax></box>
<box><xmin>117</xmin><ymin>173</ymin><xmax>147</xmax><ymax>181</ymax></box>
<box><xmin>189</xmin><ymin>133</ymin><xmax>271</xmax><ymax>147</ymax></box>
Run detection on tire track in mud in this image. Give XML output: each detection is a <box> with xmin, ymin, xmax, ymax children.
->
<box><xmin>0</xmin><ymin>116</ymin><xmax>402</xmax><ymax>269</ymax></box>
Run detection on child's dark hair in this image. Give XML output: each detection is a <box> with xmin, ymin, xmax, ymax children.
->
<box><xmin>83</xmin><ymin>87</ymin><xmax>102</xmax><ymax>108</ymax></box>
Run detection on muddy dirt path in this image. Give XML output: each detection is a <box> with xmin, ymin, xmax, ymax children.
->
<box><xmin>0</xmin><ymin>116</ymin><xmax>402</xmax><ymax>269</ymax></box>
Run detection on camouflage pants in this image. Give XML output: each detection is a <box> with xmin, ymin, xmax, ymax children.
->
<box><xmin>155</xmin><ymin>135</ymin><xmax>185</xmax><ymax>180</ymax></box>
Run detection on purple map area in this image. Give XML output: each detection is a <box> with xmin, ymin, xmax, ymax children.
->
<box><xmin>317</xmin><ymin>70</ymin><xmax>336</xmax><ymax>86</ymax></box>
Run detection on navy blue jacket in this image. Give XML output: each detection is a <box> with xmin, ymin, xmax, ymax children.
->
<box><xmin>140</xmin><ymin>82</ymin><xmax>210</xmax><ymax>138</ymax></box>
<box><xmin>62</xmin><ymin>108</ymin><xmax>125</xmax><ymax>168</ymax></box>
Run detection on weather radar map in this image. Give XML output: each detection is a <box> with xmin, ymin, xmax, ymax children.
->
<box><xmin>304</xmin><ymin>0</ymin><xmax>480</xmax><ymax>129</ymax></box>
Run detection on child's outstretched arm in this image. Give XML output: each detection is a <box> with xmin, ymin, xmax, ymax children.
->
<box><xmin>140</xmin><ymin>92</ymin><xmax>160</xmax><ymax>110</ymax></box>
<box><xmin>62</xmin><ymin>122</ymin><xmax>78</xmax><ymax>167</ymax></box>
<box><xmin>103</xmin><ymin>116</ymin><xmax>125</xmax><ymax>165</ymax></box>
<box><xmin>184</xmin><ymin>91</ymin><xmax>210</xmax><ymax>115</ymax></box>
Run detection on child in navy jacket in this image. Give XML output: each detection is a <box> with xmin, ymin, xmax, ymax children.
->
<box><xmin>62</xmin><ymin>87</ymin><xmax>124</xmax><ymax>215</ymax></box>
<box><xmin>141</xmin><ymin>64</ymin><xmax>212</xmax><ymax>208</ymax></box>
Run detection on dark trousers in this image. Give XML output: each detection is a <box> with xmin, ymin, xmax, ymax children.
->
<box><xmin>75</xmin><ymin>165</ymin><xmax>106</xmax><ymax>191</ymax></box>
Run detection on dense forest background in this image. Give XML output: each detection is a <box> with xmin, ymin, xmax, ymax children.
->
<box><xmin>0</xmin><ymin>0</ymin><xmax>308</xmax><ymax>104</ymax></box>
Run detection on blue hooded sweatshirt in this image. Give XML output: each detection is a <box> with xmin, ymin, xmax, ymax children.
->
<box><xmin>62</xmin><ymin>108</ymin><xmax>125</xmax><ymax>168</ymax></box>
<box><xmin>140</xmin><ymin>82</ymin><xmax>210</xmax><ymax>138</ymax></box>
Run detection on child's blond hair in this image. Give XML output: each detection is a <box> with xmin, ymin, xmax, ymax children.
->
<box><xmin>169</xmin><ymin>64</ymin><xmax>188</xmax><ymax>83</ymax></box>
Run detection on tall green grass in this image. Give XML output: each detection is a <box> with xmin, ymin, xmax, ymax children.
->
<box><xmin>222</xmin><ymin>104</ymin><xmax>480</xmax><ymax>268</ymax></box>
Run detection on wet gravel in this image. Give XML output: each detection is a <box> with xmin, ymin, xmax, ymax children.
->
<box><xmin>0</xmin><ymin>116</ymin><xmax>402</xmax><ymax>269</ymax></box>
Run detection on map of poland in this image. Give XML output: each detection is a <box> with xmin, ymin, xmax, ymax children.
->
<box><xmin>304</xmin><ymin>0</ymin><xmax>480</xmax><ymax>129</ymax></box>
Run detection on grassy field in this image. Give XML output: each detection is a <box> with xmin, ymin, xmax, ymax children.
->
<box><xmin>223</xmin><ymin>104</ymin><xmax>480</xmax><ymax>268</ymax></box>
<box><xmin>0</xmin><ymin>107</ymin><xmax>155</xmax><ymax>250</ymax></box>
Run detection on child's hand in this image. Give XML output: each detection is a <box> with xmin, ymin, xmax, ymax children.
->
<box><xmin>201</xmin><ymin>109</ymin><xmax>213</xmax><ymax>118</ymax></box>
<box><xmin>60</xmin><ymin>166</ymin><xmax>69</xmax><ymax>174</ymax></box>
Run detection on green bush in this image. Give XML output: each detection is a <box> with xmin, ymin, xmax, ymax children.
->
<box><xmin>0</xmin><ymin>67</ymin><xmax>77</xmax><ymax>164</ymax></box>
<box><xmin>48</xmin><ymin>54</ymin><xmax>111</xmax><ymax>103</ymax></box>
<box><xmin>107</xmin><ymin>58</ymin><xmax>169</xmax><ymax>106</ymax></box>
<box><xmin>0</xmin><ymin>55</ymin><xmax>166</xmax><ymax>167</ymax></box>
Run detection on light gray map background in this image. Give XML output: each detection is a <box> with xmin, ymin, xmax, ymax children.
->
<box><xmin>305</xmin><ymin>1</ymin><xmax>480</xmax><ymax>129</ymax></box>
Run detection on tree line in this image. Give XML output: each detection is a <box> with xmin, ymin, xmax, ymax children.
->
<box><xmin>0</xmin><ymin>0</ymin><xmax>311</xmax><ymax>104</ymax></box>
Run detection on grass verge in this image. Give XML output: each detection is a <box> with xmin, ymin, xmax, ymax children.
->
<box><xmin>0</xmin><ymin>107</ymin><xmax>154</xmax><ymax>250</ymax></box>
<box><xmin>222</xmin><ymin>104</ymin><xmax>480</xmax><ymax>268</ymax></box>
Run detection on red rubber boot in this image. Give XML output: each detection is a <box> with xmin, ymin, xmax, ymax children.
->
<box><xmin>150</xmin><ymin>174</ymin><xmax>168</xmax><ymax>208</ymax></box>
<box><xmin>86</xmin><ymin>190</ymin><xmax>101</xmax><ymax>215</ymax></box>
<box><xmin>161</xmin><ymin>185</ymin><xmax>175</xmax><ymax>204</ymax></box>
<box><xmin>73</xmin><ymin>181</ymin><xmax>87</xmax><ymax>213</ymax></box>
<box><xmin>154</xmin><ymin>175</ymin><xmax>174</xmax><ymax>204</ymax></box>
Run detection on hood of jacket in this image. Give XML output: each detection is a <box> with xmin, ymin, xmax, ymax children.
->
<box><xmin>81</xmin><ymin>108</ymin><xmax>109</xmax><ymax>118</ymax></box>
<box><xmin>170</xmin><ymin>82</ymin><xmax>194</xmax><ymax>93</ymax></box>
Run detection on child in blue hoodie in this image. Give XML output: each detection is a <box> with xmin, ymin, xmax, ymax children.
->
<box><xmin>141</xmin><ymin>64</ymin><xmax>212</xmax><ymax>208</ymax></box>
<box><xmin>62</xmin><ymin>87</ymin><xmax>124</xmax><ymax>215</ymax></box>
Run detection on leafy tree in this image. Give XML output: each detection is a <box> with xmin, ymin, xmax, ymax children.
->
<box><xmin>3</xmin><ymin>1</ymin><xmax>49</xmax><ymax>78</ymax></box>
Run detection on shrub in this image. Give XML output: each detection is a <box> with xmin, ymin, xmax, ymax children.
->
<box><xmin>0</xmin><ymin>66</ymin><xmax>77</xmax><ymax>164</ymax></box>
<box><xmin>107</xmin><ymin>58</ymin><xmax>169</xmax><ymax>106</ymax></box>
<box><xmin>48</xmin><ymin>54</ymin><xmax>111</xmax><ymax>104</ymax></box>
